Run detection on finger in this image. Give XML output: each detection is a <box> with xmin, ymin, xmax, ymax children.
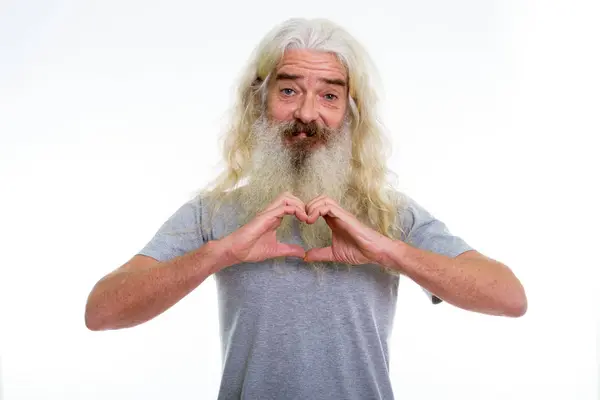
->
<box><xmin>265</xmin><ymin>204</ymin><xmax>309</xmax><ymax>224</ymax></box>
<box><xmin>282</xmin><ymin>191</ymin><xmax>305</xmax><ymax>205</ymax></box>
<box><xmin>244</xmin><ymin>204</ymin><xmax>305</xmax><ymax>239</ymax></box>
<box><xmin>249</xmin><ymin>205</ymin><xmax>300</xmax><ymax>237</ymax></box>
<box><xmin>305</xmin><ymin>196</ymin><xmax>344</xmax><ymax>219</ymax></box>
<box><xmin>305</xmin><ymin>194</ymin><xmax>328</xmax><ymax>211</ymax></box>
<box><xmin>304</xmin><ymin>247</ymin><xmax>334</xmax><ymax>262</ymax></box>
<box><xmin>263</xmin><ymin>193</ymin><xmax>308</xmax><ymax>220</ymax></box>
<box><xmin>306</xmin><ymin>202</ymin><xmax>344</xmax><ymax>225</ymax></box>
<box><xmin>276</xmin><ymin>191</ymin><xmax>305</xmax><ymax>208</ymax></box>
<box><xmin>261</xmin><ymin>198</ymin><xmax>308</xmax><ymax>221</ymax></box>
<box><xmin>305</xmin><ymin>197</ymin><xmax>328</xmax><ymax>220</ymax></box>
<box><xmin>274</xmin><ymin>243</ymin><xmax>306</xmax><ymax>259</ymax></box>
<box><xmin>262</xmin><ymin>195</ymin><xmax>296</xmax><ymax>213</ymax></box>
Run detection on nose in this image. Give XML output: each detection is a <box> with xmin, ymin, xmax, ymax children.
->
<box><xmin>294</xmin><ymin>93</ymin><xmax>319</xmax><ymax>124</ymax></box>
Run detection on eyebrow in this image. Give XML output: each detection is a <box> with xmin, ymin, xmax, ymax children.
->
<box><xmin>275</xmin><ymin>73</ymin><xmax>347</xmax><ymax>88</ymax></box>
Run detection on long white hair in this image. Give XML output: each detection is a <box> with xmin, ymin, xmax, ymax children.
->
<box><xmin>200</xmin><ymin>18</ymin><xmax>406</xmax><ymax>239</ymax></box>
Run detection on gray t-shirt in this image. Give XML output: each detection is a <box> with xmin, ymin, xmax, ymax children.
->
<box><xmin>137</xmin><ymin>193</ymin><xmax>473</xmax><ymax>400</ymax></box>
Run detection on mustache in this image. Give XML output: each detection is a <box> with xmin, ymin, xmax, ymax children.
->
<box><xmin>279</xmin><ymin>120</ymin><xmax>334</xmax><ymax>140</ymax></box>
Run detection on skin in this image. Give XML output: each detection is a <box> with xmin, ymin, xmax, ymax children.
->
<box><xmin>301</xmin><ymin>193</ymin><xmax>528</xmax><ymax>317</ymax></box>
<box><xmin>267</xmin><ymin>49</ymin><xmax>348</xmax><ymax>146</ymax></box>
<box><xmin>265</xmin><ymin>49</ymin><xmax>527</xmax><ymax>317</ymax></box>
<box><xmin>84</xmin><ymin>193</ymin><xmax>306</xmax><ymax>331</ymax></box>
<box><xmin>85</xmin><ymin>49</ymin><xmax>526</xmax><ymax>331</ymax></box>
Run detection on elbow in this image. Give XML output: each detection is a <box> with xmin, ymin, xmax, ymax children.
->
<box><xmin>84</xmin><ymin>278</ymin><xmax>117</xmax><ymax>331</ymax></box>
<box><xmin>503</xmin><ymin>284</ymin><xmax>528</xmax><ymax>318</ymax></box>
<box><xmin>504</xmin><ymin>298</ymin><xmax>527</xmax><ymax>318</ymax></box>
<box><xmin>85</xmin><ymin>315</ymin><xmax>102</xmax><ymax>331</ymax></box>
<box><xmin>85</xmin><ymin>290</ymin><xmax>101</xmax><ymax>331</ymax></box>
<box><xmin>85</xmin><ymin>301</ymin><xmax>107</xmax><ymax>331</ymax></box>
<box><xmin>84</xmin><ymin>286</ymin><xmax>113</xmax><ymax>331</ymax></box>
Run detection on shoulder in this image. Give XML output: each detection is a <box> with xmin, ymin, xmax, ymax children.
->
<box><xmin>391</xmin><ymin>191</ymin><xmax>473</xmax><ymax>257</ymax></box>
<box><xmin>387</xmin><ymin>190</ymin><xmax>423</xmax><ymax>233</ymax></box>
<box><xmin>388</xmin><ymin>190</ymin><xmax>450</xmax><ymax>242</ymax></box>
<box><xmin>396</xmin><ymin>192</ymin><xmax>432</xmax><ymax>227</ymax></box>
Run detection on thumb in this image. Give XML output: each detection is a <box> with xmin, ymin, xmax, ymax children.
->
<box><xmin>304</xmin><ymin>247</ymin><xmax>334</xmax><ymax>262</ymax></box>
<box><xmin>274</xmin><ymin>243</ymin><xmax>306</xmax><ymax>259</ymax></box>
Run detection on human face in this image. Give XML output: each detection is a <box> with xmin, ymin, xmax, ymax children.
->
<box><xmin>266</xmin><ymin>49</ymin><xmax>349</xmax><ymax>147</ymax></box>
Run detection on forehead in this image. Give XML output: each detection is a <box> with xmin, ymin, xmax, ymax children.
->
<box><xmin>274</xmin><ymin>49</ymin><xmax>347</xmax><ymax>81</ymax></box>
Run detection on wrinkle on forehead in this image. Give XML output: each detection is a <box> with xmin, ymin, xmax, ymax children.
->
<box><xmin>276</xmin><ymin>49</ymin><xmax>347</xmax><ymax>81</ymax></box>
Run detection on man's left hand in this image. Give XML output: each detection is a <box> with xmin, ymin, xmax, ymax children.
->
<box><xmin>303</xmin><ymin>195</ymin><xmax>395</xmax><ymax>265</ymax></box>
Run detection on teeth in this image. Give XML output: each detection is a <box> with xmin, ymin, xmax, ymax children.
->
<box><xmin>288</xmin><ymin>131</ymin><xmax>317</xmax><ymax>138</ymax></box>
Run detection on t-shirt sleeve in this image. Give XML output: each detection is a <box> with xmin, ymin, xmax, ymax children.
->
<box><xmin>400</xmin><ymin>194</ymin><xmax>474</xmax><ymax>304</ymax></box>
<box><xmin>136</xmin><ymin>196</ymin><xmax>206</xmax><ymax>263</ymax></box>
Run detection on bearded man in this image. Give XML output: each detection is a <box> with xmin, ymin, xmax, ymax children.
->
<box><xmin>85</xmin><ymin>18</ymin><xmax>527</xmax><ymax>400</ymax></box>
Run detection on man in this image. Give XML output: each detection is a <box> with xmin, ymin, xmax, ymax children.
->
<box><xmin>85</xmin><ymin>18</ymin><xmax>527</xmax><ymax>400</ymax></box>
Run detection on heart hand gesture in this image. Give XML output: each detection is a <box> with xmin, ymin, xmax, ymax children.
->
<box><xmin>303</xmin><ymin>195</ymin><xmax>394</xmax><ymax>266</ymax></box>
<box><xmin>220</xmin><ymin>192</ymin><xmax>394</xmax><ymax>267</ymax></box>
<box><xmin>221</xmin><ymin>192</ymin><xmax>309</xmax><ymax>264</ymax></box>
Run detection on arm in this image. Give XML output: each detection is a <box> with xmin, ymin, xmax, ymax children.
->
<box><xmin>302</xmin><ymin>194</ymin><xmax>527</xmax><ymax>317</ymax></box>
<box><xmin>85</xmin><ymin>192</ymin><xmax>308</xmax><ymax>331</ymax></box>
<box><xmin>381</xmin><ymin>243</ymin><xmax>527</xmax><ymax>317</ymax></box>
<box><xmin>85</xmin><ymin>240</ymin><xmax>234</xmax><ymax>331</ymax></box>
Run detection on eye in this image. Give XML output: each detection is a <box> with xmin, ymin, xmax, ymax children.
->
<box><xmin>323</xmin><ymin>93</ymin><xmax>338</xmax><ymax>101</ymax></box>
<box><xmin>280</xmin><ymin>88</ymin><xmax>296</xmax><ymax>96</ymax></box>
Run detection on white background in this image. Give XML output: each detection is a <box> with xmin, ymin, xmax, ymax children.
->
<box><xmin>1</xmin><ymin>0</ymin><xmax>598</xmax><ymax>399</ymax></box>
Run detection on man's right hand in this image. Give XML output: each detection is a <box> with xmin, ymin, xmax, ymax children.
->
<box><xmin>218</xmin><ymin>192</ymin><xmax>309</xmax><ymax>264</ymax></box>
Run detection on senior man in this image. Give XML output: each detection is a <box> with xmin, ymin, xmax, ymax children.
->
<box><xmin>85</xmin><ymin>18</ymin><xmax>527</xmax><ymax>400</ymax></box>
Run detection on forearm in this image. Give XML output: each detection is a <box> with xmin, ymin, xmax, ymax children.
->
<box><xmin>86</xmin><ymin>240</ymin><xmax>233</xmax><ymax>331</ymax></box>
<box><xmin>381</xmin><ymin>240</ymin><xmax>527</xmax><ymax>317</ymax></box>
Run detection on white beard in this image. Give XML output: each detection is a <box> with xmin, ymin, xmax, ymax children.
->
<box><xmin>235</xmin><ymin>114</ymin><xmax>353</xmax><ymax>251</ymax></box>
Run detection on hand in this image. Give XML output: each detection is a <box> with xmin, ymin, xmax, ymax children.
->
<box><xmin>304</xmin><ymin>195</ymin><xmax>394</xmax><ymax>265</ymax></box>
<box><xmin>220</xmin><ymin>192</ymin><xmax>309</xmax><ymax>264</ymax></box>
